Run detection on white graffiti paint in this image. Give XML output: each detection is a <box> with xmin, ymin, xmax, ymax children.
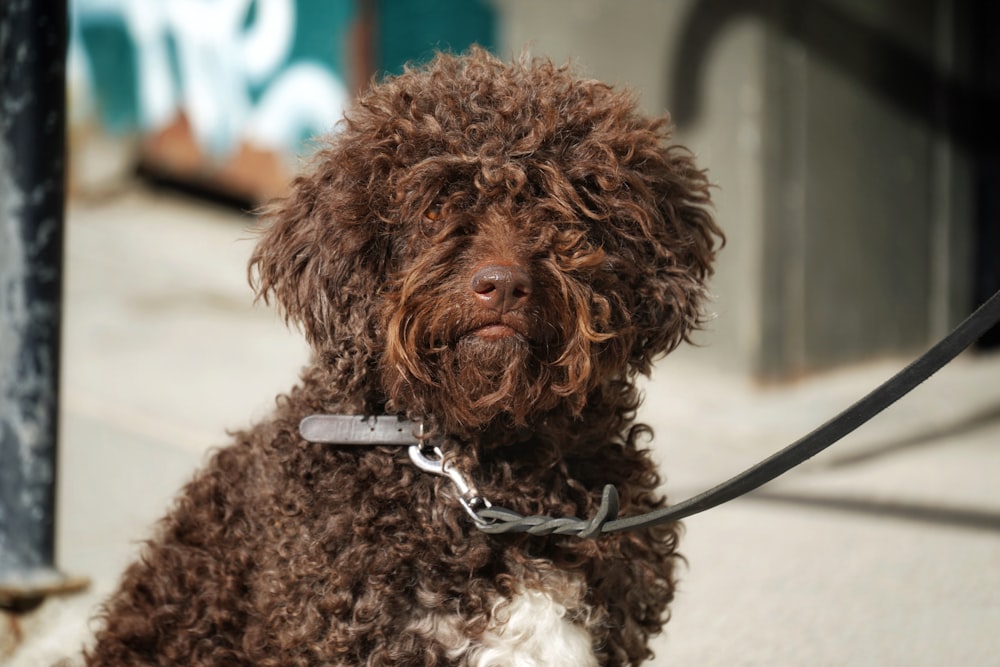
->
<box><xmin>73</xmin><ymin>0</ymin><xmax>348</xmax><ymax>156</ymax></box>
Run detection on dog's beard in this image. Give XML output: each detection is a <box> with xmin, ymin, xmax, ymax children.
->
<box><xmin>448</xmin><ymin>333</ymin><xmax>543</xmax><ymax>421</ymax></box>
<box><xmin>385</xmin><ymin>331</ymin><xmax>564</xmax><ymax>435</ymax></box>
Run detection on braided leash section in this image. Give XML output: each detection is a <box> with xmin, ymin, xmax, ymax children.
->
<box><xmin>475</xmin><ymin>484</ymin><xmax>621</xmax><ymax>537</ymax></box>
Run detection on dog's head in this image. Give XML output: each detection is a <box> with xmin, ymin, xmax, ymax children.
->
<box><xmin>250</xmin><ymin>48</ymin><xmax>721</xmax><ymax>437</ymax></box>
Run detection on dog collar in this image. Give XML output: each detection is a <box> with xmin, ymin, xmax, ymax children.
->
<box><xmin>298</xmin><ymin>413</ymin><xmax>621</xmax><ymax>538</ymax></box>
<box><xmin>299</xmin><ymin>414</ymin><xmax>424</xmax><ymax>446</ymax></box>
<box><xmin>299</xmin><ymin>414</ymin><xmax>492</xmax><ymax>525</ymax></box>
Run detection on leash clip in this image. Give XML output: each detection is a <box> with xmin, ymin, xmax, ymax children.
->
<box><xmin>408</xmin><ymin>445</ymin><xmax>492</xmax><ymax>526</ymax></box>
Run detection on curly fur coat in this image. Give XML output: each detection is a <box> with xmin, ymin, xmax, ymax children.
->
<box><xmin>86</xmin><ymin>48</ymin><xmax>721</xmax><ymax>666</ymax></box>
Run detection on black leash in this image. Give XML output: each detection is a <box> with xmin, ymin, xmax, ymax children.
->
<box><xmin>301</xmin><ymin>289</ymin><xmax>1000</xmax><ymax>538</ymax></box>
<box><xmin>480</xmin><ymin>288</ymin><xmax>1000</xmax><ymax>535</ymax></box>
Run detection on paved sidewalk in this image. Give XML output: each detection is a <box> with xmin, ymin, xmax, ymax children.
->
<box><xmin>3</xmin><ymin>185</ymin><xmax>999</xmax><ymax>665</ymax></box>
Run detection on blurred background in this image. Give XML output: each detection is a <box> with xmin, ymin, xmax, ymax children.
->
<box><xmin>3</xmin><ymin>0</ymin><xmax>999</xmax><ymax>665</ymax></box>
<box><xmin>65</xmin><ymin>0</ymin><xmax>999</xmax><ymax>375</ymax></box>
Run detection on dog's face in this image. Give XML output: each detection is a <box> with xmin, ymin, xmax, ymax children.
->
<box><xmin>251</xmin><ymin>49</ymin><xmax>721</xmax><ymax>436</ymax></box>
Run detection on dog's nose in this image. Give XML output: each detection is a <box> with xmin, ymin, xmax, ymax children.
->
<box><xmin>470</xmin><ymin>264</ymin><xmax>533</xmax><ymax>313</ymax></box>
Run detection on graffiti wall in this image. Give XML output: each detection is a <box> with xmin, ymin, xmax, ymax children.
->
<box><xmin>71</xmin><ymin>0</ymin><xmax>495</xmax><ymax>201</ymax></box>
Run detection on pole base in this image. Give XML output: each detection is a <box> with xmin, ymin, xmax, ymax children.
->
<box><xmin>0</xmin><ymin>568</ymin><xmax>90</xmax><ymax>614</ymax></box>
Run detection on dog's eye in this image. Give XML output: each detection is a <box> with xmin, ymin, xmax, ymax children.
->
<box><xmin>424</xmin><ymin>204</ymin><xmax>444</xmax><ymax>222</ymax></box>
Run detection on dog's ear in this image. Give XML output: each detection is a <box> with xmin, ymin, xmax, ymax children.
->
<box><xmin>248</xmin><ymin>160</ymin><xmax>386</xmax><ymax>354</ymax></box>
<box><xmin>624</xmin><ymin>142</ymin><xmax>722</xmax><ymax>374</ymax></box>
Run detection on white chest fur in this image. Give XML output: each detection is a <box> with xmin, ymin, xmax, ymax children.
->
<box><xmin>469</xmin><ymin>587</ymin><xmax>599</xmax><ymax>667</ymax></box>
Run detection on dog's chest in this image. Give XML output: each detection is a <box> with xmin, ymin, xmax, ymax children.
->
<box><xmin>364</xmin><ymin>486</ymin><xmax>600</xmax><ymax>664</ymax></box>
<box><xmin>288</xmin><ymin>447</ymin><xmax>605</xmax><ymax>664</ymax></box>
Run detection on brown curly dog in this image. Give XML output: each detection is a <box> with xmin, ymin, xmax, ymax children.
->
<box><xmin>86</xmin><ymin>48</ymin><xmax>721</xmax><ymax>666</ymax></box>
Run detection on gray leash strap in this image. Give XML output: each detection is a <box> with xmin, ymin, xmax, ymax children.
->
<box><xmin>299</xmin><ymin>414</ymin><xmax>424</xmax><ymax>445</ymax></box>
<box><xmin>301</xmin><ymin>288</ymin><xmax>1000</xmax><ymax>538</ymax></box>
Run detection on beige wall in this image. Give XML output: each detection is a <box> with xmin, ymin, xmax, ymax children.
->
<box><xmin>496</xmin><ymin>0</ymin><xmax>769</xmax><ymax>375</ymax></box>
<box><xmin>495</xmin><ymin>0</ymin><xmax>971</xmax><ymax>379</ymax></box>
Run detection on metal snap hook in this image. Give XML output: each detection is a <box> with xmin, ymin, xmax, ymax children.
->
<box><xmin>407</xmin><ymin>445</ymin><xmax>492</xmax><ymax>525</ymax></box>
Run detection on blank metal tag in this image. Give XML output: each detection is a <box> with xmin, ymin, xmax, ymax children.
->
<box><xmin>298</xmin><ymin>414</ymin><xmax>421</xmax><ymax>445</ymax></box>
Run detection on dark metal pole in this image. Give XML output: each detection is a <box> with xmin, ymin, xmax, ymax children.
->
<box><xmin>0</xmin><ymin>0</ymin><xmax>84</xmax><ymax>611</ymax></box>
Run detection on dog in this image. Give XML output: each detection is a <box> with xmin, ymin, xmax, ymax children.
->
<box><xmin>86</xmin><ymin>48</ymin><xmax>721</xmax><ymax>666</ymax></box>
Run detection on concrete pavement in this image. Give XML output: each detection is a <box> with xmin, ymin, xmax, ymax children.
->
<box><xmin>3</xmin><ymin>184</ymin><xmax>999</xmax><ymax>665</ymax></box>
